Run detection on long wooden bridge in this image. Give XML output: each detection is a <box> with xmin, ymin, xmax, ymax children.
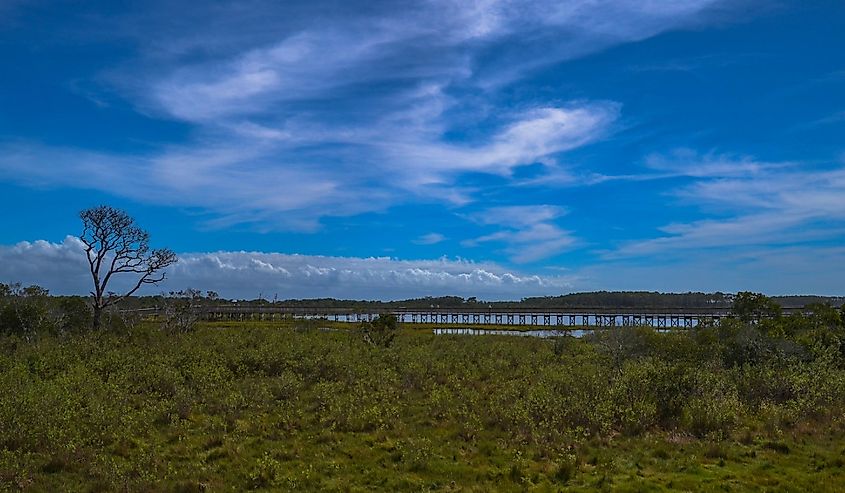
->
<box><xmin>138</xmin><ymin>305</ymin><xmax>802</xmax><ymax>328</ymax></box>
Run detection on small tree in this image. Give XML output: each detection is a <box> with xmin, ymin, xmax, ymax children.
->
<box><xmin>160</xmin><ymin>289</ymin><xmax>203</xmax><ymax>333</ymax></box>
<box><xmin>361</xmin><ymin>314</ymin><xmax>398</xmax><ymax>348</ymax></box>
<box><xmin>804</xmin><ymin>303</ymin><xmax>843</xmax><ymax>331</ymax></box>
<box><xmin>731</xmin><ymin>292</ymin><xmax>781</xmax><ymax>324</ymax></box>
<box><xmin>79</xmin><ymin>205</ymin><xmax>177</xmax><ymax>330</ymax></box>
<box><xmin>57</xmin><ymin>297</ymin><xmax>93</xmax><ymax>334</ymax></box>
<box><xmin>0</xmin><ymin>283</ymin><xmax>54</xmax><ymax>339</ymax></box>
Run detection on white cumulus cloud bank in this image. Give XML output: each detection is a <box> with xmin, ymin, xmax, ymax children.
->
<box><xmin>0</xmin><ymin>237</ymin><xmax>574</xmax><ymax>300</ymax></box>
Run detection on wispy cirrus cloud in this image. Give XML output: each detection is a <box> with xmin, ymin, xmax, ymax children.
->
<box><xmin>642</xmin><ymin>148</ymin><xmax>792</xmax><ymax>178</ymax></box>
<box><xmin>0</xmin><ymin>0</ymin><xmax>724</xmax><ymax>231</ymax></box>
<box><xmin>577</xmin><ymin>244</ymin><xmax>845</xmax><ymax>295</ymax></box>
<box><xmin>377</xmin><ymin>103</ymin><xmax>621</xmax><ymax>189</ymax></box>
<box><xmin>463</xmin><ymin>205</ymin><xmax>576</xmax><ymax>263</ymax></box>
<box><xmin>414</xmin><ymin>233</ymin><xmax>446</xmax><ymax>245</ymax></box>
<box><xmin>606</xmin><ymin>152</ymin><xmax>845</xmax><ymax>258</ymax></box>
<box><xmin>520</xmin><ymin>148</ymin><xmax>794</xmax><ymax>188</ymax></box>
<box><xmin>0</xmin><ymin>102</ymin><xmax>616</xmax><ymax>229</ymax></box>
<box><xmin>0</xmin><ymin>141</ymin><xmax>378</xmax><ymax>231</ymax></box>
<box><xmin>131</xmin><ymin>0</ymin><xmax>721</xmax><ymax>118</ymax></box>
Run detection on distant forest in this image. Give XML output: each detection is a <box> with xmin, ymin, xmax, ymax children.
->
<box><xmin>114</xmin><ymin>291</ymin><xmax>845</xmax><ymax>310</ymax></box>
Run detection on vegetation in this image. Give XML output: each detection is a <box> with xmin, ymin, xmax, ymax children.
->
<box><xmin>1</xmin><ymin>291</ymin><xmax>845</xmax><ymax>491</ymax></box>
<box><xmin>159</xmin><ymin>289</ymin><xmax>206</xmax><ymax>334</ymax></box>
<box><xmin>732</xmin><ymin>291</ymin><xmax>783</xmax><ymax>323</ymax></box>
<box><xmin>360</xmin><ymin>314</ymin><xmax>399</xmax><ymax>348</ymax></box>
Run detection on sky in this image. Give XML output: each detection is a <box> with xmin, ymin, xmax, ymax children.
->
<box><xmin>0</xmin><ymin>0</ymin><xmax>843</xmax><ymax>300</ymax></box>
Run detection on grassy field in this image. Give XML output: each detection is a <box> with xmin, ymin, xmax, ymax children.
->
<box><xmin>1</xmin><ymin>320</ymin><xmax>845</xmax><ymax>491</ymax></box>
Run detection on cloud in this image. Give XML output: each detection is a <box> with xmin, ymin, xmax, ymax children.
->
<box><xmin>516</xmin><ymin>148</ymin><xmax>788</xmax><ymax>188</ymax></box>
<box><xmin>0</xmin><ymin>101</ymin><xmax>617</xmax><ymax>229</ymax></box>
<box><xmin>378</xmin><ymin>104</ymin><xmax>620</xmax><ymax>186</ymax></box>
<box><xmin>577</xmin><ymin>244</ymin><xmax>845</xmax><ymax>296</ymax></box>
<box><xmin>608</xmin><ymin>213</ymin><xmax>811</xmax><ymax>258</ymax></box>
<box><xmin>0</xmin><ymin>237</ymin><xmax>93</xmax><ymax>294</ymax></box>
<box><xmin>463</xmin><ymin>205</ymin><xmax>576</xmax><ymax>263</ymax></box>
<box><xmin>471</xmin><ymin>205</ymin><xmax>567</xmax><ymax>228</ymax></box>
<box><xmin>643</xmin><ymin>148</ymin><xmax>794</xmax><ymax>178</ymax></box>
<box><xmin>132</xmin><ymin>1</ymin><xmax>720</xmax><ymax>120</ymax></box>
<box><xmin>150</xmin><ymin>27</ymin><xmax>410</xmax><ymax>122</ymax></box>
<box><xmin>0</xmin><ymin>236</ymin><xmax>575</xmax><ymax>300</ymax></box>
<box><xmin>0</xmin><ymin>141</ymin><xmax>389</xmax><ymax>231</ymax></box>
<box><xmin>0</xmin><ymin>0</ymin><xmax>724</xmax><ymax>231</ymax></box>
<box><xmin>607</xmin><ymin>152</ymin><xmax>845</xmax><ymax>258</ymax></box>
<box><xmin>414</xmin><ymin>233</ymin><xmax>446</xmax><ymax>245</ymax></box>
<box><xmin>462</xmin><ymin>0</ymin><xmax>722</xmax><ymax>88</ymax></box>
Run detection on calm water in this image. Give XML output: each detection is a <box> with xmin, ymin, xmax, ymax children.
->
<box><xmin>432</xmin><ymin>327</ymin><xmax>593</xmax><ymax>338</ymax></box>
<box><xmin>297</xmin><ymin>326</ymin><xmax>672</xmax><ymax>339</ymax></box>
<box><xmin>296</xmin><ymin>312</ymin><xmax>706</xmax><ymax>328</ymax></box>
<box><xmin>431</xmin><ymin>327</ymin><xmax>676</xmax><ymax>338</ymax></box>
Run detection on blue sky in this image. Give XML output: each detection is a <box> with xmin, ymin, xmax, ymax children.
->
<box><xmin>0</xmin><ymin>0</ymin><xmax>843</xmax><ymax>299</ymax></box>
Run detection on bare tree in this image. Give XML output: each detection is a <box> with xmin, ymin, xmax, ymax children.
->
<box><xmin>79</xmin><ymin>205</ymin><xmax>177</xmax><ymax>330</ymax></box>
<box><xmin>160</xmin><ymin>288</ymin><xmax>204</xmax><ymax>334</ymax></box>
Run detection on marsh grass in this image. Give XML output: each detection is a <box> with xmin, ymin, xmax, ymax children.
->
<box><xmin>1</xmin><ymin>321</ymin><xmax>844</xmax><ymax>491</ymax></box>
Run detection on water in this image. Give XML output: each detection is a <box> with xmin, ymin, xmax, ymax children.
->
<box><xmin>291</xmin><ymin>325</ymin><xmax>673</xmax><ymax>339</ymax></box>
<box><xmin>431</xmin><ymin>327</ymin><xmax>677</xmax><ymax>338</ymax></box>
<box><xmin>432</xmin><ymin>327</ymin><xmax>593</xmax><ymax>338</ymax></box>
<box><xmin>296</xmin><ymin>312</ymin><xmax>708</xmax><ymax>328</ymax></box>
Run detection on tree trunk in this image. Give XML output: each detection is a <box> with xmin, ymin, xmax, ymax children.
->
<box><xmin>92</xmin><ymin>305</ymin><xmax>103</xmax><ymax>331</ymax></box>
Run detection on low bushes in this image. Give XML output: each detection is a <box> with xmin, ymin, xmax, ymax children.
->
<box><xmin>1</xmin><ymin>304</ymin><xmax>845</xmax><ymax>490</ymax></box>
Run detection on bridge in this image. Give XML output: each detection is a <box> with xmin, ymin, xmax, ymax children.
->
<box><xmin>144</xmin><ymin>305</ymin><xmax>801</xmax><ymax>328</ymax></box>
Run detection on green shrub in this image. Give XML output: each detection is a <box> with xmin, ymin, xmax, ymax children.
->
<box><xmin>681</xmin><ymin>373</ymin><xmax>743</xmax><ymax>438</ymax></box>
<box><xmin>57</xmin><ymin>297</ymin><xmax>92</xmax><ymax>333</ymax></box>
<box><xmin>732</xmin><ymin>292</ymin><xmax>782</xmax><ymax>323</ymax></box>
<box><xmin>1</xmin><ymin>318</ymin><xmax>844</xmax><ymax>490</ymax></box>
<box><xmin>0</xmin><ymin>285</ymin><xmax>55</xmax><ymax>339</ymax></box>
<box><xmin>361</xmin><ymin>313</ymin><xmax>398</xmax><ymax>348</ymax></box>
<box><xmin>249</xmin><ymin>452</ymin><xmax>283</xmax><ymax>489</ymax></box>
